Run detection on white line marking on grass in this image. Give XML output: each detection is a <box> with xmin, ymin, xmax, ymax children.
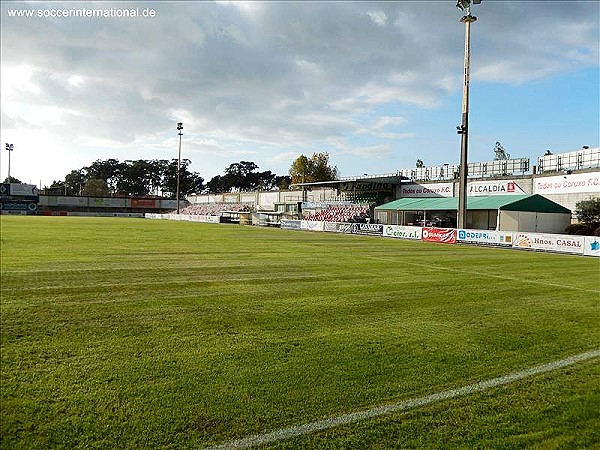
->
<box><xmin>204</xmin><ymin>349</ymin><xmax>600</xmax><ymax>450</ymax></box>
<box><xmin>366</xmin><ymin>257</ymin><xmax>599</xmax><ymax>294</ymax></box>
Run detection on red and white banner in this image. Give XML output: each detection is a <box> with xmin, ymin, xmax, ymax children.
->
<box><xmin>422</xmin><ymin>227</ymin><xmax>457</xmax><ymax>244</ymax></box>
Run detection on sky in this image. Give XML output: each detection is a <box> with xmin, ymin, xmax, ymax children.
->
<box><xmin>1</xmin><ymin>1</ymin><xmax>599</xmax><ymax>188</ymax></box>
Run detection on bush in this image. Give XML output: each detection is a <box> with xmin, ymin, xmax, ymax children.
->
<box><xmin>565</xmin><ymin>223</ymin><xmax>594</xmax><ymax>236</ymax></box>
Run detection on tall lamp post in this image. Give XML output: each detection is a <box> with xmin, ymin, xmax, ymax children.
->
<box><xmin>456</xmin><ymin>0</ymin><xmax>480</xmax><ymax>229</ymax></box>
<box><xmin>5</xmin><ymin>143</ymin><xmax>13</xmax><ymax>182</ymax></box>
<box><xmin>176</xmin><ymin>122</ymin><xmax>183</xmax><ymax>214</ymax></box>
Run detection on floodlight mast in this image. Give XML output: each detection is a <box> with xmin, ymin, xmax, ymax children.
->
<box><xmin>176</xmin><ymin>122</ymin><xmax>183</xmax><ymax>214</ymax></box>
<box><xmin>5</xmin><ymin>143</ymin><xmax>14</xmax><ymax>182</ymax></box>
<box><xmin>456</xmin><ymin>0</ymin><xmax>479</xmax><ymax>230</ymax></box>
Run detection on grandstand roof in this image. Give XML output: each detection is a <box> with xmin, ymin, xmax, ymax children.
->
<box><xmin>375</xmin><ymin>195</ymin><xmax>571</xmax><ymax>213</ymax></box>
<box><xmin>293</xmin><ymin>173</ymin><xmax>407</xmax><ymax>188</ymax></box>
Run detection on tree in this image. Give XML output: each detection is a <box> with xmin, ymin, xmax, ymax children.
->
<box><xmin>544</xmin><ymin>150</ymin><xmax>553</xmax><ymax>156</ymax></box>
<box><xmin>2</xmin><ymin>176</ymin><xmax>22</xmax><ymax>184</ymax></box>
<box><xmin>575</xmin><ymin>197</ymin><xmax>600</xmax><ymax>226</ymax></box>
<box><xmin>416</xmin><ymin>159</ymin><xmax>424</xmax><ymax>168</ymax></box>
<box><xmin>493</xmin><ymin>141</ymin><xmax>510</xmax><ymax>160</ymax></box>
<box><xmin>82</xmin><ymin>178</ymin><xmax>109</xmax><ymax>196</ymax></box>
<box><xmin>289</xmin><ymin>153</ymin><xmax>338</xmax><ymax>185</ymax></box>
<box><xmin>161</xmin><ymin>159</ymin><xmax>204</xmax><ymax>198</ymax></box>
<box><xmin>64</xmin><ymin>170</ymin><xmax>86</xmax><ymax>196</ymax></box>
<box><xmin>83</xmin><ymin>159</ymin><xmax>123</xmax><ymax>195</ymax></box>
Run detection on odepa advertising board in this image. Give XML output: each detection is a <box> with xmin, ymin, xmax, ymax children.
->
<box><xmin>457</xmin><ymin>229</ymin><xmax>512</xmax><ymax>246</ymax></box>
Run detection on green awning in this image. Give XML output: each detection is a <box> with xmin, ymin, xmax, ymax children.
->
<box><xmin>375</xmin><ymin>195</ymin><xmax>570</xmax><ymax>213</ymax></box>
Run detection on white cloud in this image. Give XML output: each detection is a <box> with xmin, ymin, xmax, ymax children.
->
<box><xmin>0</xmin><ymin>1</ymin><xmax>597</xmax><ymax>184</ymax></box>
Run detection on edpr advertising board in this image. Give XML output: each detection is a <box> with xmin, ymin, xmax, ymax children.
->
<box><xmin>467</xmin><ymin>180</ymin><xmax>526</xmax><ymax>196</ymax></box>
<box><xmin>400</xmin><ymin>183</ymin><xmax>453</xmax><ymax>198</ymax></box>
<box><xmin>457</xmin><ymin>229</ymin><xmax>512</xmax><ymax>246</ymax></box>
<box><xmin>512</xmin><ymin>233</ymin><xmax>584</xmax><ymax>254</ymax></box>
<box><xmin>383</xmin><ymin>225</ymin><xmax>422</xmax><ymax>240</ymax></box>
<box><xmin>534</xmin><ymin>172</ymin><xmax>600</xmax><ymax>195</ymax></box>
<box><xmin>422</xmin><ymin>227</ymin><xmax>457</xmax><ymax>244</ymax></box>
<box><xmin>584</xmin><ymin>237</ymin><xmax>600</xmax><ymax>257</ymax></box>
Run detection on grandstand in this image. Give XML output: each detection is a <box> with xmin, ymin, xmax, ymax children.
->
<box><xmin>301</xmin><ymin>203</ymin><xmax>371</xmax><ymax>223</ymax></box>
<box><xmin>178</xmin><ymin>202</ymin><xmax>253</xmax><ymax>216</ymax></box>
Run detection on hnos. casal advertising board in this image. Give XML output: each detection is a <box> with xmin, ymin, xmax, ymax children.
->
<box><xmin>512</xmin><ymin>233</ymin><xmax>584</xmax><ymax>254</ymax></box>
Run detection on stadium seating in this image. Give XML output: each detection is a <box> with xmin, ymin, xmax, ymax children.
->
<box><xmin>302</xmin><ymin>204</ymin><xmax>370</xmax><ymax>223</ymax></box>
<box><xmin>178</xmin><ymin>203</ymin><xmax>253</xmax><ymax>216</ymax></box>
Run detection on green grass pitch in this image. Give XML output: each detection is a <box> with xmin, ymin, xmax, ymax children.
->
<box><xmin>1</xmin><ymin>216</ymin><xmax>599</xmax><ymax>449</ymax></box>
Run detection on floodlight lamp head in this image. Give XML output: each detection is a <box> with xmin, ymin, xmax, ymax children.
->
<box><xmin>177</xmin><ymin>122</ymin><xmax>183</xmax><ymax>130</ymax></box>
<box><xmin>456</xmin><ymin>0</ymin><xmax>469</xmax><ymax>12</ymax></box>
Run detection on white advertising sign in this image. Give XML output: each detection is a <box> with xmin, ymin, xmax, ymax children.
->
<box><xmin>9</xmin><ymin>183</ymin><xmax>38</xmax><ymax>196</ymax></box>
<box><xmin>534</xmin><ymin>172</ymin><xmax>600</xmax><ymax>195</ymax></box>
<box><xmin>400</xmin><ymin>183</ymin><xmax>453</xmax><ymax>198</ymax></box>
<box><xmin>584</xmin><ymin>237</ymin><xmax>600</xmax><ymax>257</ymax></box>
<box><xmin>383</xmin><ymin>225</ymin><xmax>422</xmax><ymax>240</ymax></box>
<box><xmin>467</xmin><ymin>180</ymin><xmax>526</xmax><ymax>196</ymax></box>
<box><xmin>300</xmin><ymin>220</ymin><xmax>324</xmax><ymax>232</ymax></box>
<box><xmin>512</xmin><ymin>233</ymin><xmax>584</xmax><ymax>255</ymax></box>
<box><xmin>457</xmin><ymin>229</ymin><xmax>513</xmax><ymax>246</ymax></box>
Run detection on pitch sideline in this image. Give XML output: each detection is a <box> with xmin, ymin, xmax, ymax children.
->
<box><xmin>204</xmin><ymin>349</ymin><xmax>600</xmax><ymax>449</ymax></box>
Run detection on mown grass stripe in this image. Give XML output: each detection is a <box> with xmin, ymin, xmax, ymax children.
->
<box><xmin>205</xmin><ymin>349</ymin><xmax>600</xmax><ymax>450</ymax></box>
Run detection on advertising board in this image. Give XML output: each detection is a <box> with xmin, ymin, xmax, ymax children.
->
<box><xmin>533</xmin><ymin>172</ymin><xmax>600</xmax><ymax>195</ymax></box>
<box><xmin>7</xmin><ymin>183</ymin><xmax>39</xmax><ymax>197</ymax></box>
<box><xmin>351</xmin><ymin>223</ymin><xmax>384</xmax><ymax>236</ymax></box>
<box><xmin>91</xmin><ymin>197</ymin><xmax>126</xmax><ymax>208</ymax></box>
<box><xmin>281</xmin><ymin>220</ymin><xmax>301</xmax><ymax>230</ymax></box>
<box><xmin>457</xmin><ymin>229</ymin><xmax>512</xmax><ymax>246</ymax></box>
<box><xmin>383</xmin><ymin>225</ymin><xmax>422</xmax><ymax>240</ymax></box>
<box><xmin>422</xmin><ymin>227</ymin><xmax>457</xmax><ymax>244</ymax></box>
<box><xmin>467</xmin><ymin>180</ymin><xmax>526</xmax><ymax>196</ymax></box>
<box><xmin>323</xmin><ymin>222</ymin><xmax>353</xmax><ymax>233</ymax></box>
<box><xmin>512</xmin><ymin>233</ymin><xmax>584</xmax><ymax>254</ymax></box>
<box><xmin>584</xmin><ymin>237</ymin><xmax>600</xmax><ymax>257</ymax></box>
<box><xmin>131</xmin><ymin>198</ymin><xmax>156</xmax><ymax>208</ymax></box>
<box><xmin>300</xmin><ymin>220</ymin><xmax>324</xmax><ymax>232</ymax></box>
<box><xmin>400</xmin><ymin>183</ymin><xmax>453</xmax><ymax>198</ymax></box>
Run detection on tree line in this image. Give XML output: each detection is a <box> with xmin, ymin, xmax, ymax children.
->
<box><xmin>38</xmin><ymin>152</ymin><xmax>337</xmax><ymax>198</ymax></box>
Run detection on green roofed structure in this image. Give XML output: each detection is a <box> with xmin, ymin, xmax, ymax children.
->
<box><xmin>374</xmin><ymin>194</ymin><xmax>571</xmax><ymax>233</ymax></box>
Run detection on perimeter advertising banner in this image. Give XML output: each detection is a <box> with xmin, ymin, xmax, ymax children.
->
<box><xmin>131</xmin><ymin>198</ymin><xmax>156</xmax><ymax>208</ymax></box>
<box><xmin>457</xmin><ymin>229</ymin><xmax>513</xmax><ymax>246</ymax></box>
<box><xmin>400</xmin><ymin>183</ymin><xmax>453</xmax><ymax>198</ymax></box>
<box><xmin>323</xmin><ymin>222</ymin><xmax>353</xmax><ymax>233</ymax></box>
<box><xmin>280</xmin><ymin>220</ymin><xmax>301</xmax><ymax>230</ymax></box>
<box><xmin>383</xmin><ymin>225</ymin><xmax>422</xmax><ymax>240</ymax></box>
<box><xmin>467</xmin><ymin>180</ymin><xmax>526</xmax><ymax>196</ymax></box>
<box><xmin>533</xmin><ymin>172</ymin><xmax>600</xmax><ymax>195</ymax></box>
<box><xmin>422</xmin><ymin>227</ymin><xmax>457</xmax><ymax>244</ymax></box>
<box><xmin>300</xmin><ymin>220</ymin><xmax>324</xmax><ymax>232</ymax></box>
<box><xmin>512</xmin><ymin>233</ymin><xmax>585</xmax><ymax>254</ymax></box>
<box><xmin>584</xmin><ymin>237</ymin><xmax>600</xmax><ymax>257</ymax></box>
<box><xmin>351</xmin><ymin>223</ymin><xmax>384</xmax><ymax>236</ymax></box>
